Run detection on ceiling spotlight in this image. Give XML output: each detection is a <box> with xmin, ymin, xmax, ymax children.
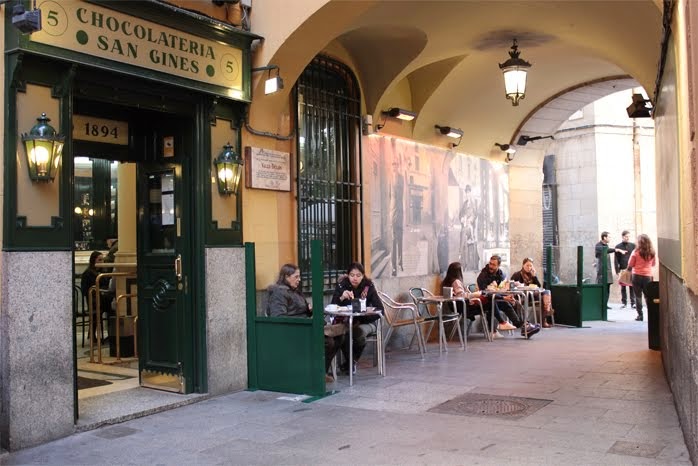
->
<box><xmin>434</xmin><ymin>125</ymin><xmax>463</xmax><ymax>139</ymax></box>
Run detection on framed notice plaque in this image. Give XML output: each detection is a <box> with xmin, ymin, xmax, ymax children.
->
<box><xmin>244</xmin><ymin>147</ymin><xmax>291</xmax><ymax>192</ymax></box>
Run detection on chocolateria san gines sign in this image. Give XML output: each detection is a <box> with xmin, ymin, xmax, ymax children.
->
<box><xmin>30</xmin><ymin>0</ymin><xmax>244</xmax><ymax>99</ymax></box>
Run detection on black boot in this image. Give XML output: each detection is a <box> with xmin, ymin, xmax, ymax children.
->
<box><xmin>635</xmin><ymin>311</ymin><xmax>643</xmax><ymax>321</ymax></box>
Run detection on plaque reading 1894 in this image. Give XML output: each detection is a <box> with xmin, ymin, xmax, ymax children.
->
<box><xmin>244</xmin><ymin>146</ymin><xmax>291</xmax><ymax>192</ymax></box>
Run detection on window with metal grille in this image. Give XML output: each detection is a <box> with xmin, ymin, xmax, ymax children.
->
<box><xmin>296</xmin><ymin>56</ymin><xmax>363</xmax><ymax>293</ymax></box>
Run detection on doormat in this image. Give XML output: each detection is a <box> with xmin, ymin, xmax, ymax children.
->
<box><xmin>77</xmin><ymin>376</ymin><xmax>113</xmax><ymax>390</ymax></box>
<box><xmin>428</xmin><ymin>392</ymin><xmax>552</xmax><ymax>420</ymax></box>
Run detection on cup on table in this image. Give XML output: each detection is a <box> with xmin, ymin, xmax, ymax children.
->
<box><xmin>351</xmin><ymin>299</ymin><xmax>361</xmax><ymax>313</ymax></box>
<box><xmin>442</xmin><ymin>287</ymin><xmax>453</xmax><ymax>298</ymax></box>
<box><xmin>326</xmin><ymin>304</ymin><xmax>337</xmax><ymax>312</ymax></box>
<box><xmin>359</xmin><ymin>298</ymin><xmax>367</xmax><ymax>312</ymax></box>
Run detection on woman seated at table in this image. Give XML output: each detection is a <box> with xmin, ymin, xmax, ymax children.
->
<box><xmin>441</xmin><ymin>262</ymin><xmax>488</xmax><ymax>320</ymax></box>
<box><xmin>267</xmin><ymin>263</ymin><xmax>343</xmax><ymax>383</ymax></box>
<box><xmin>331</xmin><ymin>262</ymin><xmax>383</xmax><ymax>375</ymax></box>
<box><xmin>510</xmin><ymin>257</ymin><xmax>553</xmax><ymax>327</ymax></box>
<box><xmin>80</xmin><ymin>250</ymin><xmax>113</xmax><ymax>343</ymax></box>
<box><xmin>441</xmin><ymin>262</ymin><xmax>516</xmax><ymax>333</ymax></box>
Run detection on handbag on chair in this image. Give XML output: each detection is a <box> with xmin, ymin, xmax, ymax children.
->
<box><xmin>323</xmin><ymin>323</ymin><xmax>347</xmax><ymax>338</ymax></box>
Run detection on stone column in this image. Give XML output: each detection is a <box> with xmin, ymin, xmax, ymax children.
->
<box><xmin>0</xmin><ymin>251</ymin><xmax>74</xmax><ymax>450</ymax></box>
<box><xmin>508</xmin><ymin>149</ymin><xmax>545</xmax><ymax>272</ymax></box>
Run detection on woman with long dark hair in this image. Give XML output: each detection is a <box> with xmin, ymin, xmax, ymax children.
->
<box><xmin>441</xmin><ymin>262</ymin><xmax>510</xmax><ymax>336</ymax></box>
<box><xmin>510</xmin><ymin>257</ymin><xmax>553</xmax><ymax>327</ymax></box>
<box><xmin>331</xmin><ymin>262</ymin><xmax>383</xmax><ymax>374</ymax></box>
<box><xmin>628</xmin><ymin>234</ymin><xmax>656</xmax><ymax>321</ymax></box>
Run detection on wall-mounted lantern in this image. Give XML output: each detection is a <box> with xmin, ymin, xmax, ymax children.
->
<box><xmin>214</xmin><ymin>143</ymin><xmax>243</xmax><ymax>195</ymax></box>
<box><xmin>21</xmin><ymin>113</ymin><xmax>64</xmax><ymax>182</ymax></box>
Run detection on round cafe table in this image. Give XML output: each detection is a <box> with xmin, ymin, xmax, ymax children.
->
<box><xmin>323</xmin><ymin>306</ymin><xmax>384</xmax><ymax>386</ymax></box>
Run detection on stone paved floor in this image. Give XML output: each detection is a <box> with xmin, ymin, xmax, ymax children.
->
<box><xmin>3</xmin><ymin>305</ymin><xmax>692</xmax><ymax>465</ymax></box>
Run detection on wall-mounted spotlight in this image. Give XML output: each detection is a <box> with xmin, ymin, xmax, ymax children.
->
<box><xmin>435</xmin><ymin>125</ymin><xmax>464</xmax><ymax>148</ymax></box>
<box><xmin>517</xmin><ymin>134</ymin><xmax>554</xmax><ymax>146</ymax></box>
<box><xmin>495</xmin><ymin>142</ymin><xmax>517</xmax><ymax>162</ymax></box>
<box><xmin>385</xmin><ymin>107</ymin><xmax>417</xmax><ymax>121</ymax></box>
<box><xmin>499</xmin><ymin>38</ymin><xmax>532</xmax><ymax>106</ymax></box>
<box><xmin>21</xmin><ymin>113</ymin><xmax>64</xmax><ymax>182</ymax></box>
<box><xmin>214</xmin><ymin>143</ymin><xmax>244</xmax><ymax>195</ymax></box>
<box><xmin>435</xmin><ymin>125</ymin><xmax>463</xmax><ymax>139</ymax></box>
<box><xmin>252</xmin><ymin>64</ymin><xmax>283</xmax><ymax>95</ymax></box>
<box><xmin>376</xmin><ymin>107</ymin><xmax>417</xmax><ymax>131</ymax></box>
<box><xmin>0</xmin><ymin>0</ymin><xmax>42</xmax><ymax>34</ymax></box>
<box><xmin>626</xmin><ymin>93</ymin><xmax>653</xmax><ymax>118</ymax></box>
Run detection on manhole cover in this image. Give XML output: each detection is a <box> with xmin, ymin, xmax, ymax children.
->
<box><xmin>429</xmin><ymin>392</ymin><xmax>552</xmax><ymax>419</ymax></box>
<box><xmin>455</xmin><ymin>398</ymin><xmax>529</xmax><ymax>416</ymax></box>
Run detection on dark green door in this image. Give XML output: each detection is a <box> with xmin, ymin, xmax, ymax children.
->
<box><xmin>137</xmin><ymin>118</ymin><xmax>194</xmax><ymax>393</ymax></box>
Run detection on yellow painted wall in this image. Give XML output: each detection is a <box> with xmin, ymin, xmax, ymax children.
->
<box><xmin>243</xmin><ymin>40</ymin><xmax>374</xmax><ymax>288</ymax></box>
<box><xmin>211</xmin><ymin>118</ymin><xmax>240</xmax><ymax>227</ymax></box>
<box><xmin>16</xmin><ymin>85</ymin><xmax>61</xmax><ymax>226</ymax></box>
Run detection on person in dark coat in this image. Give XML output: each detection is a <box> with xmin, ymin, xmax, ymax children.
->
<box><xmin>331</xmin><ymin>262</ymin><xmax>383</xmax><ymax>374</ymax></box>
<box><xmin>476</xmin><ymin>255</ymin><xmax>540</xmax><ymax>338</ymax></box>
<box><xmin>595</xmin><ymin>231</ymin><xmax>627</xmax><ymax>310</ymax></box>
<box><xmin>267</xmin><ymin>263</ymin><xmax>343</xmax><ymax>383</ymax></box>
<box><xmin>614</xmin><ymin>230</ymin><xmax>636</xmax><ymax>308</ymax></box>
<box><xmin>80</xmin><ymin>251</ymin><xmax>110</xmax><ymax>342</ymax></box>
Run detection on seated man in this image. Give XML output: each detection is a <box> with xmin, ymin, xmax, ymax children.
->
<box><xmin>267</xmin><ymin>263</ymin><xmax>344</xmax><ymax>383</ymax></box>
<box><xmin>476</xmin><ymin>255</ymin><xmax>541</xmax><ymax>339</ymax></box>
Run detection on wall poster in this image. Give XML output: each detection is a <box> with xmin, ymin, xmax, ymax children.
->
<box><xmin>365</xmin><ymin>135</ymin><xmax>510</xmax><ymax>282</ymax></box>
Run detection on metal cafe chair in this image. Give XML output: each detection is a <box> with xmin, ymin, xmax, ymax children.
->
<box><xmin>377</xmin><ymin>291</ymin><xmax>426</xmax><ymax>358</ymax></box>
<box><xmin>409</xmin><ymin>287</ymin><xmax>464</xmax><ymax>349</ymax></box>
<box><xmin>73</xmin><ymin>284</ymin><xmax>89</xmax><ymax>348</ymax></box>
<box><xmin>528</xmin><ymin>290</ymin><xmax>555</xmax><ymax>327</ymax></box>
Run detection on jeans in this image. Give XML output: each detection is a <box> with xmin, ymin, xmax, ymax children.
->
<box><xmin>631</xmin><ymin>274</ymin><xmax>652</xmax><ymax>315</ymax></box>
<box><xmin>620</xmin><ymin>285</ymin><xmax>635</xmax><ymax>305</ymax></box>
<box><xmin>325</xmin><ymin>335</ymin><xmax>344</xmax><ymax>372</ymax></box>
<box><xmin>341</xmin><ymin>322</ymin><xmax>377</xmax><ymax>363</ymax></box>
<box><xmin>495</xmin><ymin>299</ymin><xmax>523</xmax><ymax>328</ymax></box>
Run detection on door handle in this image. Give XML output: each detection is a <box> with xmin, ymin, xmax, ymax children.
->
<box><xmin>174</xmin><ymin>254</ymin><xmax>182</xmax><ymax>281</ymax></box>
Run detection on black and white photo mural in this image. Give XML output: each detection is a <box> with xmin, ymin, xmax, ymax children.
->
<box><xmin>365</xmin><ymin>135</ymin><xmax>510</xmax><ymax>281</ymax></box>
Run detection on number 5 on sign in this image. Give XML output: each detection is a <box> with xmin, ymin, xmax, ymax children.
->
<box><xmin>72</xmin><ymin>115</ymin><xmax>128</xmax><ymax>146</ymax></box>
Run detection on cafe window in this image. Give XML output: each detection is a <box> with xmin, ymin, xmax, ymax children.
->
<box><xmin>296</xmin><ymin>56</ymin><xmax>363</xmax><ymax>292</ymax></box>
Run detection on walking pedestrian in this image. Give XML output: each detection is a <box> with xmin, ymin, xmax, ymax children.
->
<box><xmin>628</xmin><ymin>234</ymin><xmax>656</xmax><ymax>322</ymax></box>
